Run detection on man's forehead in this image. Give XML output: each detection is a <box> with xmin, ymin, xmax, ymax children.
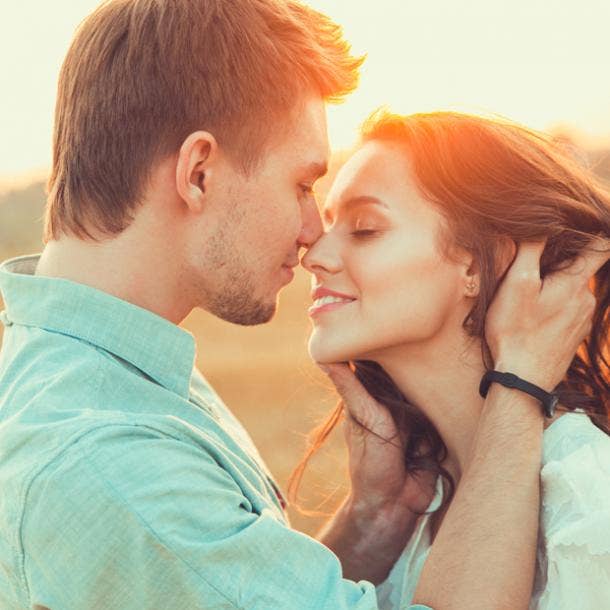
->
<box><xmin>289</xmin><ymin>96</ymin><xmax>329</xmax><ymax>154</ymax></box>
<box><xmin>263</xmin><ymin>95</ymin><xmax>329</xmax><ymax>172</ymax></box>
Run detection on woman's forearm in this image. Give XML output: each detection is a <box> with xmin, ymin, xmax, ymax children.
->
<box><xmin>413</xmin><ymin>384</ymin><xmax>543</xmax><ymax>610</ymax></box>
<box><xmin>317</xmin><ymin>493</ymin><xmax>417</xmax><ymax>584</ymax></box>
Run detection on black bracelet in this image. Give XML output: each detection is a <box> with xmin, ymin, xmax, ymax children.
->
<box><xmin>479</xmin><ymin>370</ymin><xmax>559</xmax><ymax>418</ymax></box>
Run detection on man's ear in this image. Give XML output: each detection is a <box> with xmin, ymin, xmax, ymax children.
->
<box><xmin>175</xmin><ymin>131</ymin><xmax>218</xmax><ymax>213</ymax></box>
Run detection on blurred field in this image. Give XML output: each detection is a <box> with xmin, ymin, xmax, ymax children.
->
<box><xmin>0</xmin><ymin>167</ymin><xmax>351</xmax><ymax>537</ymax></box>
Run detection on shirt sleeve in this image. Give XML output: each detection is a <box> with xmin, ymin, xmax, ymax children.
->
<box><xmin>537</xmin><ymin>439</ymin><xmax>610</xmax><ymax>610</ymax></box>
<box><xmin>21</xmin><ymin>423</ymin><xmax>381</xmax><ymax>610</ymax></box>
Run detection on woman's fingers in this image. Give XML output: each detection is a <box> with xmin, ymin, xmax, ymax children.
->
<box><xmin>505</xmin><ymin>240</ymin><xmax>545</xmax><ymax>286</ymax></box>
<box><xmin>501</xmin><ymin>238</ymin><xmax>608</xmax><ymax>301</ymax></box>
<box><xmin>579</xmin><ymin>238</ymin><xmax>610</xmax><ymax>279</ymax></box>
<box><xmin>544</xmin><ymin>237</ymin><xmax>610</xmax><ymax>292</ymax></box>
<box><xmin>486</xmin><ymin>238</ymin><xmax>607</xmax><ymax>391</ymax></box>
<box><xmin>318</xmin><ymin>362</ymin><xmax>395</xmax><ymax>437</ymax></box>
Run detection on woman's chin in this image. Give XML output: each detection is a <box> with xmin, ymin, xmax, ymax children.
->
<box><xmin>307</xmin><ymin>333</ymin><xmax>359</xmax><ymax>365</ymax></box>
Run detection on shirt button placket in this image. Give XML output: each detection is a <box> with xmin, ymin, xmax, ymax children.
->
<box><xmin>189</xmin><ymin>394</ymin><xmax>221</xmax><ymax>422</ymax></box>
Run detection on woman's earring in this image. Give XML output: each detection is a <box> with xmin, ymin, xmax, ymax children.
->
<box><xmin>466</xmin><ymin>281</ymin><xmax>477</xmax><ymax>295</ymax></box>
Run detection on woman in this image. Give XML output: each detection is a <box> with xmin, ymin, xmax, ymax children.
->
<box><xmin>295</xmin><ymin>111</ymin><xmax>610</xmax><ymax>609</ymax></box>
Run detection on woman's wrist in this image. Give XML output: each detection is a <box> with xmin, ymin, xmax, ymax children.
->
<box><xmin>492</xmin><ymin>357</ymin><xmax>559</xmax><ymax>393</ymax></box>
<box><xmin>481</xmin><ymin>382</ymin><xmax>545</xmax><ymax>437</ymax></box>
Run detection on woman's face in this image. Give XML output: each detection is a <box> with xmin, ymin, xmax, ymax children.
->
<box><xmin>303</xmin><ymin>140</ymin><xmax>474</xmax><ymax>364</ymax></box>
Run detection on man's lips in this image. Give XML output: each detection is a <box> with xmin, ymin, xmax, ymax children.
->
<box><xmin>283</xmin><ymin>259</ymin><xmax>299</xmax><ymax>269</ymax></box>
<box><xmin>280</xmin><ymin>258</ymin><xmax>299</xmax><ymax>280</ymax></box>
<box><xmin>281</xmin><ymin>265</ymin><xmax>295</xmax><ymax>283</ymax></box>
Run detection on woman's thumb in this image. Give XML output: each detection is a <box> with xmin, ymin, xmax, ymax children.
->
<box><xmin>319</xmin><ymin>363</ymin><xmax>358</xmax><ymax>398</ymax></box>
<box><xmin>318</xmin><ymin>362</ymin><xmax>381</xmax><ymax>425</ymax></box>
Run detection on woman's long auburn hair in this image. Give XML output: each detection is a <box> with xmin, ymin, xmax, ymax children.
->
<box><xmin>288</xmin><ymin>111</ymin><xmax>610</xmax><ymax>512</ymax></box>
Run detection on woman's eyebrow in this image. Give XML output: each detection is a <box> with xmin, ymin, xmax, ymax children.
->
<box><xmin>323</xmin><ymin>195</ymin><xmax>387</xmax><ymax>223</ymax></box>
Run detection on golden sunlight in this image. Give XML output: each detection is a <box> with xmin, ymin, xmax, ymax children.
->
<box><xmin>1</xmin><ymin>0</ymin><xmax>610</xmax><ymax>180</ymax></box>
<box><xmin>307</xmin><ymin>0</ymin><xmax>610</xmax><ymax>150</ymax></box>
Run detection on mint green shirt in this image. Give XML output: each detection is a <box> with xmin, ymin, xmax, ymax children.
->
<box><xmin>0</xmin><ymin>254</ymin><xmax>432</xmax><ymax>610</ymax></box>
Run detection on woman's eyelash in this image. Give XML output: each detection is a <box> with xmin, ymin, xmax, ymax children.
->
<box><xmin>350</xmin><ymin>229</ymin><xmax>378</xmax><ymax>238</ymax></box>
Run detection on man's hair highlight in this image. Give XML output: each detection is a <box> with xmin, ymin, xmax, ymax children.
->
<box><xmin>45</xmin><ymin>0</ymin><xmax>363</xmax><ymax>241</ymax></box>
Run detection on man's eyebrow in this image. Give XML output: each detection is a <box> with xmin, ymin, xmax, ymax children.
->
<box><xmin>323</xmin><ymin>195</ymin><xmax>386</xmax><ymax>223</ymax></box>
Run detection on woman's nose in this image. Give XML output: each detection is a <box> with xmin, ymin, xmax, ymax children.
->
<box><xmin>301</xmin><ymin>231</ymin><xmax>343</xmax><ymax>276</ymax></box>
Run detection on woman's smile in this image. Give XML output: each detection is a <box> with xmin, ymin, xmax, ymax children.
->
<box><xmin>309</xmin><ymin>286</ymin><xmax>357</xmax><ymax>317</ymax></box>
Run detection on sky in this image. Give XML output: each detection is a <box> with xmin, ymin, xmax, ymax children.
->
<box><xmin>2</xmin><ymin>0</ymin><xmax>610</xmax><ymax>187</ymax></box>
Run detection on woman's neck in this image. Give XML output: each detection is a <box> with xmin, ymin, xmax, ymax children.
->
<box><xmin>375</xmin><ymin>331</ymin><xmax>487</xmax><ymax>484</ymax></box>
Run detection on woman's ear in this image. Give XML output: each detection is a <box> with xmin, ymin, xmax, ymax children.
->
<box><xmin>457</xmin><ymin>239</ymin><xmax>517</xmax><ymax>299</ymax></box>
<box><xmin>463</xmin><ymin>257</ymin><xmax>481</xmax><ymax>298</ymax></box>
<box><xmin>451</xmin><ymin>245</ymin><xmax>481</xmax><ymax>298</ymax></box>
<box><xmin>175</xmin><ymin>131</ymin><xmax>218</xmax><ymax>213</ymax></box>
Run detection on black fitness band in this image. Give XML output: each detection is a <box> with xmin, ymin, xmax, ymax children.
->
<box><xmin>479</xmin><ymin>370</ymin><xmax>559</xmax><ymax>418</ymax></box>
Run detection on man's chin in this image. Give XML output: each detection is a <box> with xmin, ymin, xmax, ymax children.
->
<box><xmin>235</xmin><ymin>304</ymin><xmax>276</xmax><ymax>326</ymax></box>
<box><xmin>215</xmin><ymin>299</ymin><xmax>277</xmax><ymax>326</ymax></box>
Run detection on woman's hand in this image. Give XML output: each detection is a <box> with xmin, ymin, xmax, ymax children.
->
<box><xmin>486</xmin><ymin>239</ymin><xmax>609</xmax><ymax>391</ymax></box>
<box><xmin>315</xmin><ymin>362</ymin><xmax>436</xmax><ymax>584</ymax></box>
<box><xmin>320</xmin><ymin>362</ymin><xmax>436</xmax><ymax>517</ymax></box>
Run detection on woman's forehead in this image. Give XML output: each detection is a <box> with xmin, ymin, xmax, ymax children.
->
<box><xmin>323</xmin><ymin>141</ymin><xmax>415</xmax><ymax>215</ymax></box>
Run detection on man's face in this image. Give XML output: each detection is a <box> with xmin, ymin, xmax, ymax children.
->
<box><xmin>191</xmin><ymin>96</ymin><xmax>329</xmax><ymax>325</ymax></box>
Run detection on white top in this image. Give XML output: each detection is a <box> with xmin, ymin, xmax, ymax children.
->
<box><xmin>376</xmin><ymin>412</ymin><xmax>610</xmax><ymax>610</ymax></box>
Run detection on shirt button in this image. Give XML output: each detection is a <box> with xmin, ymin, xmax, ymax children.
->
<box><xmin>0</xmin><ymin>310</ymin><xmax>12</xmax><ymax>327</ymax></box>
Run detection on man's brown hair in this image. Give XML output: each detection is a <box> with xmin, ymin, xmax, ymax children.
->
<box><xmin>45</xmin><ymin>0</ymin><xmax>363</xmax><ymax>241</ymax></box>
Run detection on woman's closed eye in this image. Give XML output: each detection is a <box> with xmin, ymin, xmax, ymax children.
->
<box><xmin>349</xmin><ymin>214</ymin><xmax>384</xmax><ymax>239</ymax></box>
<box><xmin>350</xmin><ymin>228</ymin><xmax>379</xmax><ymax>239</ymax></box>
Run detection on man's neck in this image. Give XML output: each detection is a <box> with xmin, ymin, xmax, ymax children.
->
<box><xmin>36</xmin><ymin>225</ymin><xmax>192</xmax><ymax>325</ymax></box>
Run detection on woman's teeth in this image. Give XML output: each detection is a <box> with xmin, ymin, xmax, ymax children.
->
<box><xmin>312</xmin><ymin>295</ymin><xmax>354</xmax><ymax>308</ymax></box>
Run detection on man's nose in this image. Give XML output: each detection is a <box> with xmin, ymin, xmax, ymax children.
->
<box><xmin>297</xmin><ymin>196</ymin><xmax>324</xmax><ymax>249</ymax></box>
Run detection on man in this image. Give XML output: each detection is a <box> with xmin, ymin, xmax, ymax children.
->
<box><xmin>0</xmin><ymin>1</ymin><xmax>604</xmax><ymax>609</ymax></box>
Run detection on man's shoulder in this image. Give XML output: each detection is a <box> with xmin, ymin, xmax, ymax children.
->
<box><xmin>28</xmin><ymin>418</ymin><xmax>200</xmax><ymax>481</ymax></box>
<box><xmin>18</xmin><ymin>414</ymin><xmax>221</xmax><ymax>491</ymax></box>
<box><xmin>17</xmin><ymin>419</ymin><xmax>226</xmax><ymax>530</ymax></box>
<box><xmin>0</xmin><ymin>338</ymin><xmax>209</xmax><ymax>482</ymax></box>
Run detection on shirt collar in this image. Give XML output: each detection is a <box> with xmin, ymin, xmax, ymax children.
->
<box><xmin>0</xmin><ymin>254</ymin><xmax>196</xmax><ymax>398</ymax></box>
